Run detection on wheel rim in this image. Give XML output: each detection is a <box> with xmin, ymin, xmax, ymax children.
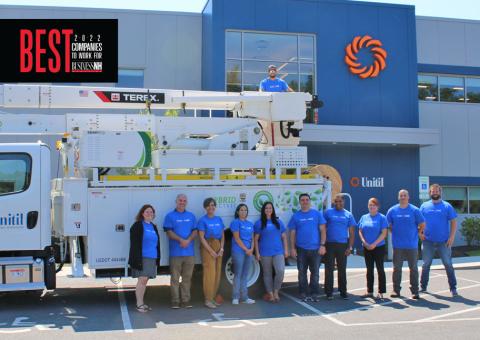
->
<box><xmin>224</xmin><ymin>256</ymin><xmax>261</xmax><ymax>287</ymax></box>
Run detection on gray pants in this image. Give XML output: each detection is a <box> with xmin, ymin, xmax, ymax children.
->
<box><xmin>170</xmin><ymin>256</ymin><xmax>195</xmax><ymax>303</ymax></box>
<box><xmin>392</xmin><ymin>248</ymin><xmax>419</xmax><ymax>295</ymax></box>
<box><xmin>260</xmin><ymin>254</ymin><xmax>285</xmax><ymax>292</ymax></box>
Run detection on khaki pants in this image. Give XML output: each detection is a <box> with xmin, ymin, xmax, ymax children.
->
<box><xmin>170</xmin><ymin>256</ymin><xmax>195</xmax><ymax>304</ymax></box>
<box><xmin>201</xmin><ymin>238</ymin><xmax>223</xmax><ymax>301</ymax></box>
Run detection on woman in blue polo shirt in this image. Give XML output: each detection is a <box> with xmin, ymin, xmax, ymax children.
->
<box><xmin>128</xmin><ymin>204</ymin><xmax>160</xmax><ymax>313</ymax></box>
<box><xmin>230</xmin><ymin>204</ymin><xmax>255</xmax><ymax>305</ymax></box>
<box><xmin>358</xmin><ymin>198</ymin><xmax>388</xmax><ymax>299</ymax></box>
<box><xmin>254</xmin><ymin>202</ymin><xmax>288</xmax><ymax>303</ymax></box>
<box><xmin>198</xmin><ymin>197</ymin><xmax>225</xmax><ymax>309</ymax></box>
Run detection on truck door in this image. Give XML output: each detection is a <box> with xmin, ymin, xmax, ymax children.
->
<box><xmin>0</xmin><ymin>144</ymin><xmax>42</xmax><ymax>250</ymax></box>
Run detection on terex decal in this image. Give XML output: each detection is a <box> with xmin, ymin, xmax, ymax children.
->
<box><xmin>94</xmin><ymin>91</ymin><xmax>165</xmax><ymax>104</ymax></box>
<box><xmin>344</xmin><ymin>35</ymin><xmax>387</xmax><ymax>79</ymax></box>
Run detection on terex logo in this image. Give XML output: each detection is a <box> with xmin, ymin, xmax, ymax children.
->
<box><xmin>94</xmin><ymin>91</ymin><xmax>165</xmax><ymax>104</ymax></box>
<box><xmin>350</xmin><ymin>177</ymin><xmax>384</xmax><ymax>188</ymax></box>
<box><xmin>344</xmin><ymin>35</ymin><xmax>387</xmax><ymax>79</ymax></box>
<box><xmin>0</xmin><ymin>213</ymin><xmax>25</xmax><ymax>227</ymax></box>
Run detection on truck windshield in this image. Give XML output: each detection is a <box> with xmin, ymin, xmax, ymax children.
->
<box><xmin>0</xmin><ymin>153</ymin><xmax>32</xmax><ymax>195</ymax></box>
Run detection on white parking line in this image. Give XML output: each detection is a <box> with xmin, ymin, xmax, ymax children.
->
<box><xmin>418</xmin><ymin>306</ymin><xmax>480</xmax><ymax>322</ymax></box>
<box><xmin>117</xmin><ymin>281</ymin><xmax>133</xmax><ymax>333</ymax></box>
<box><xmin>279</xmin><ymin>291</ymin><xmax>346</xmax><ymax>326</ymax></box>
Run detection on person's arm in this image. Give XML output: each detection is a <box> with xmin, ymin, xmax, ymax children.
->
<box><xmin>290</xmin><ymin>229</ymin><xmax>297</xmax><ymax>258</ymax></box>
<box><xmin>319</xmin><ymin>223</ymin><xmax>326</xmax><ymax>255</ymax></box>
<box><xmin>358</xmin><ymin>228</ymin><xmax>368</xmax><ymax>248</ymax></box>
<box><xmin>447</xmin><ymin>219</ymin><xmax>457</xmax><ymax>247</ymax></box>
<box><xmin>254</xmin><ymin>234</ymin><xmax>261</xmax><ymax>261</ymax></box>
<box><xmin>418</xmin><ymin>222</ymin><xmax>425</xmax><ymax>240</ymax></box>
<box><xmin>287</xmin><ymin>86</ymin><xmax>294</xmax><ymax>92</ymax></box>
<box><xmin>218</xmin><ymin>230</ymin><xmax>225</xmax><ymax>257</ymax></box>
<box><xmin>233</xmin><ymin>231</ymin><xmax>250</xmax><ymax>253</ymax></box>
<box><xmin>345</xmin><ymin>226</ymin><xmax>355</xmax><ymax>256</ymax></box>
<box><xmin>199</xmin><ymin>230</ymin><xmax>217</xmax><ymax>258</ymax></box>
<box><xmin>281</xmin><ymin>232</ymin><xmax>289</xmax><ymax>258</ymax></box>
<box><xmin>166</xmin><ymin>230</ymin><xmax>189</xmax><ymax>248</ymax></box>
<box><xmin>370</xmin><ymin>229</ymin><xmax>387</xmax><ymax>250</ymax></box>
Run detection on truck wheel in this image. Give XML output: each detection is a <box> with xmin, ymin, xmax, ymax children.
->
<box><xmin>45</xmin><ymin>256</ymin><xmax>56</xmax><ymax>290</ymax></box>
<box><xmin>219</xmin><ymin>245</ymin><xmax>263</xmax><ymax>299</ymax></box>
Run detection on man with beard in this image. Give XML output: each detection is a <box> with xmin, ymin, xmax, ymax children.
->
<box><xmin>420</xmin><ymin>184</ymin><xmax>459</xmax><ymax>297</ymax></box>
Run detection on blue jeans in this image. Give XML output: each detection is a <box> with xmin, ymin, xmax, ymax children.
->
<box><xmin>421</xmin><ymin>240</ymin><xmax>457</xmax><ymax>291</ymax></box>
<box><xmin>297</xmin><ymin>247</ymin><xmax>321</xmax><ymax>296</ymax></box>
<box><xmin>232</xmin><ymin>251</ymin><xmax>253</xmax><ymax>300</ymax></box>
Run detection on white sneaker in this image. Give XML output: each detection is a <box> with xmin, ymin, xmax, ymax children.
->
<box><xmin>242</xmin><ymin>298</ymin><xmax>255</xmax><ymax>304</ymax></box>
<box><xmin>232</xmin><ymin>299</ymin><xmax>239</xmax><ymax>305</ymax></box>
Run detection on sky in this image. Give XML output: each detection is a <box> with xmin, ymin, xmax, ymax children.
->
<box><xmin>0</xmin><ymin>0</ymin><xmax>478</xmax><ymax>20</ymax></box>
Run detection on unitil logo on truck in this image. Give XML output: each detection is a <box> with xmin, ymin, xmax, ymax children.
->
<box><xmin>0</xmin><ymin>213</ymin><xmax>25</xmax><ymax>228</ymax></box>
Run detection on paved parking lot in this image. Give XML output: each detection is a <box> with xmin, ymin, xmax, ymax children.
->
<box><xmin>1</xmin><ymin>262</ymin><xmax>479</xmax><ymax>340</ymax></box>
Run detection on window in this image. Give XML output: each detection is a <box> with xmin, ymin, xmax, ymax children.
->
<box><xmin>418</xmin><ymin>75</ymin><xmax>438</xmax><ymax>101</ymax></box>
<box><xmin>443</xmin><ymin>187</ymin><xmax>468</xmax><ymax>214</ymax></box>
<box><xmin>466</xmin><ymin>77</ymin><xmax>480</xmax><ymax>104</ymax></box>
<box><xmin>469</xmin><ymin>188</ymin><xmax>480</xmax><ymax>214</ymax></box>
<box><xmin>226</xmin><ymin>30</ymin><xmax>315</xmax><ymax>121</ymax></box>
<box><xmin>439</xmin><ymin>76</ymin><xmax>465</xmax><ymax>102</ymax></box>
<box><xmin>117</xmin><ymin>69</ymin><xmax>144</xmax><ymax>88</ymax></box>
<box><xmin>0</xmin><ymin>153</ymin><xmax>32</xmax><ymax>195</ymax></box>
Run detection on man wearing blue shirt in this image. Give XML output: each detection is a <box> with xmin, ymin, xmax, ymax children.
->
<box><xmin>386</xmin><ymin>189</ymin><xmax>425</xmax><ymax>299</ymax></box>
<box><xmin>289</xmin><ymin>193</ymin><xmax>327</xmax><ymax>302</ymax></box>
<box><xmin>323</xmin><ymin>194</ymin><xmax>356</xmax><ymax>300</ymax></box>
<box><xmin>259</xmin><ymin>65</ymin><xmax>294</xmax><ymax>92</ymax></box>
<box><xmin>420</xmin><ymin>184</ymin><xmax>458</xmax><ymax>297</ymax></box>
<box><xmin>163</xmin><ymin>194</ymin><xmax>197</xmax><ymax>309</ymax></box>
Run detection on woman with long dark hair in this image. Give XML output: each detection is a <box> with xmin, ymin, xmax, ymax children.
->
<box><xmin>230</xmin><ymin>203</ymin><xmax>255</xmax><ymax>305</ymax></box>
<box><xmin>128</xmin><ymin>204</ymin><xmax>160</xmax><ymax>313</ymax></box>
<box><xmin>254</xmin><ymin>201</ymin><xmax>288</xmax><ymax>302</ymax></box>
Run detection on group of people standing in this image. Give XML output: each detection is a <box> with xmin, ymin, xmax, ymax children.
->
<box><xmin>128</xmin><ymin>183</ymin><xmax>458</xmax><ymax>313</ymax></box>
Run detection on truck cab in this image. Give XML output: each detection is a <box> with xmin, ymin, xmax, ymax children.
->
<box><xmin>0</xmin><ymin>143</ymin><xmax>55</xmax><ymax>291</ymax></box>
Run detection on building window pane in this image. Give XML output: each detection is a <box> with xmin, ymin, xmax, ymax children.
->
<box><xmin>443</xmin><ymin>187</ymin><xmax>468</xmax><ymax>214</ymax></box>
<box><xmin>418</xmin><ymin>75</ymin><xmax>438</xmax><ymax>101</ymax></box>
<box><xmin>0</xmin><ymin>153</ymin><xmax>31</xmax><ymax>195</ymax></box>
<box><xmin>469</xmin><ymin>187</ymin><xmax>480</xmax><ymax>214</ymax></box>
<box><xmin>439</xmin><ymin>76</ymin><xmax>465</xmax><ymax>102</ymax></box>
<box><xmin>117</xmin><ymin>69</ymin><xmax>144</xmax><ymax>88</ymax></box>
<box><xmin>300</xmin><ymin>63</ymin><xmax>314</xmax><ymax>74</ymax></box>
<box><xmin>243</xmin><ymin>32</ymin><xmax>297</xmax><ymax>61</ymax></box>
<box><xmin>226</xmin><ymin>31</ymin><xmax>241</xmax><ymax>59</ymax></box>
<box><xmin>466</xmin><ymin>78</ymin><xmax>480</xmax><ymax>104</ymax></box>
<box><xmin>299</xmin><ymin>36</ymin><xmax>314</xmax><ymax>61</ymax></box>
<box><xmin>300</xmin><ymin>74</ymin><xmax>314</xmax><ymax>94</ymax></box>
<box><xmin>226</xmin><ymin>84</ymin><xmax>241</xmax><ymax>92</ymax></box>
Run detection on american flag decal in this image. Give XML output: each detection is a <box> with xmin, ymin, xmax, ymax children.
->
<box><xmin>79</xmin><ymin>90</ymin><xmax>89</xmax><ymax>97</ymax></box>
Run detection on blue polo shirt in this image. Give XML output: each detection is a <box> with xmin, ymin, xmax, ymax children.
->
<box><xmin>288</xmin><ymin>209</ymin><xmax>326</xmax><ymax>250</ymax></box>
<box><xmin>254</xmin><ymin>218</ymin><xmax>286</xmax><ymax>257</ymax></box>
<box><xmin>163</xmin><ymin>209</ymin><xmax>197</xmax><ymax>257</ymax></box>
<box><xmin>357</xmin><ymin>213</ymin><xmax>388</xmax><ymax>247</ymax></box>
<box><xmin>420</xmin><ymin>200</ymin><xmax>457</xmax><ymax>243</ymax></box>
<box><xmin>386</xmin><ymin>204</ymin><xmax>425</xmax><ymax>249</ymax></box>
<box><xmin>197</xmin><ymin>215</ymin><xmax>225</xmax><ymax>240</ymax></box>
<box><xmin>323</xmin><ymin>208</ymin><xmax>356</xmax><ymax>244</ymax></box>
<box><xmin>259</xmin><ymin>78</ymin><xmax>288</xmax><ymax>92</ymax></box>
<box><xmin>142</xmin><ymin>221</ymin><xmax>158</xmax><ymax>259</ymax></box>
<box><xmin>230</xmin><ymin>218</ymin><xmax>254</xmax><ymax>255</ymax></box>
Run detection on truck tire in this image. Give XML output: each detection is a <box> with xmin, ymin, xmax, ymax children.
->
<box><xmin>45</xmin><ymin>255</ymin><xmax>56</xmax><ymax>290</ymax></box>
<box><xmin>219</xmin><ymin>242</ymin><xmax>263</xmax><ymax>299</ymax></box>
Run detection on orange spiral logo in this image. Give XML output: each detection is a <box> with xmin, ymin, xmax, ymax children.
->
<box><xmin>344</xmin><ymin>35</ymin><xmax>387</xmax><ymax>79</ymax></box>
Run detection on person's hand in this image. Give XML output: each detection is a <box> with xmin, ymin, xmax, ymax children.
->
<box><xmin>255</xmin><ymin>253</ymin><xmax>261</xmax><ymax>262</ymax></box>
<box><xmin>246</xmin><ymin>249</ymin><xmax>253</xmax><ymax>256</ymax></box>
<box><xmin>363</xmin><ymin>242</ymin><xmax>370</xmax><ymax>249</ymax></box>
<box><xmin>419</xmin><ymin>233</ymin><xmax>426</xmax><ymax>241</ymax></box>
<box><xmin>319</xmin><ymin>246</ymin><xmax>326</xmax><ymax>256</ymax></box>
<box><xmin>179</xmin><ymin>239</ymin><xmax>189</xmax><ymax>248</ymax></box>
<box><xmin>446</xmin><ymin>237</ymin><xmax>454</xmax><ymax>248</ymax></box>
<box><xmin>284</xmin><ymin>250</ymin><xmax>289</xmax><ymax>259</ymax></box>
<box><xmin>217</xmin><ymin>248</ymin><xmax>224</xmax><ymax>257</ymax></box>
<box><xmin>345</xmin><ymin>248</ymin><xmax>352</xmax><ymax>256</ymax></box>
<box><xmin>368</xmin><ymin>243</ymin><xmax>377</xmax><ymax>251</ymax></box>
<box><xmin>291</xmin><ymin>248</ymin><xmax>297</xmax><ymax>258</ymax></box>
<box><xmin>209</xmin><ymin>249</ymin><xmax>218</xmax><ymax>258</ymax></box>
